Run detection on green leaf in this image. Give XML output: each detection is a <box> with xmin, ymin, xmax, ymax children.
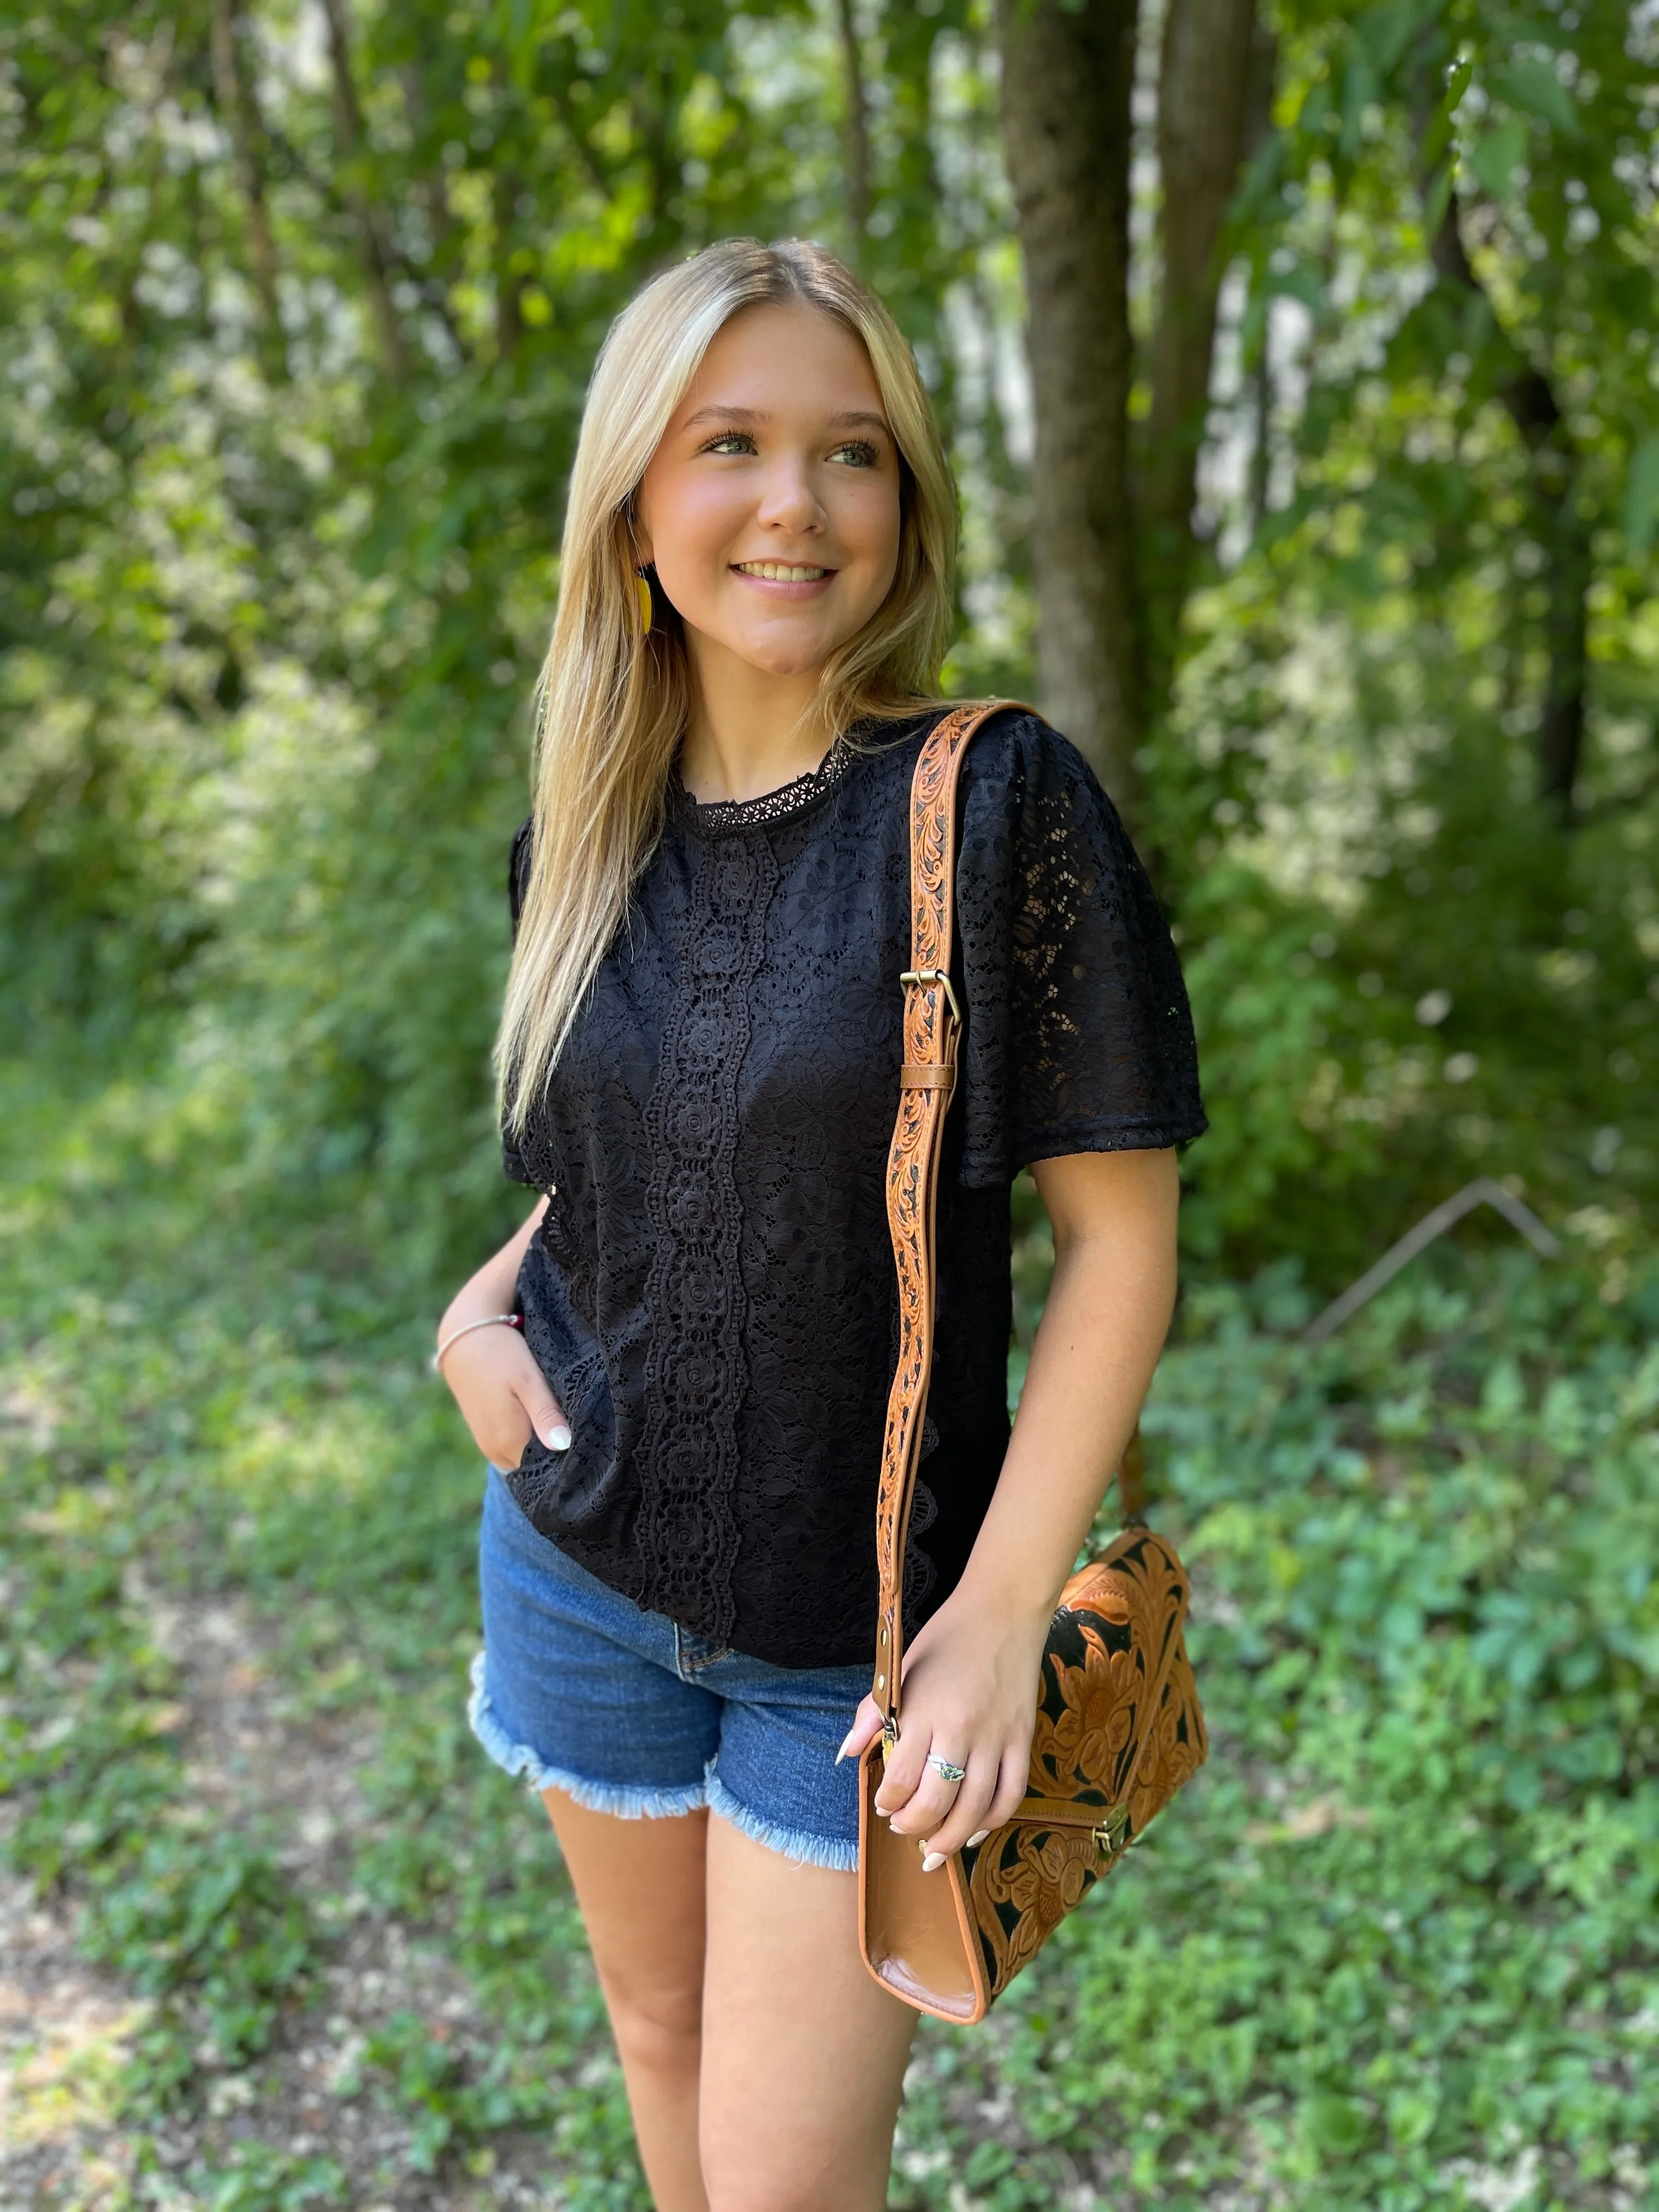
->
<box><xmin>1465</xmin><ymin>119</ymin><xmax>1529</xmax><ymax>198</ymax></box>
<box><xmin>1423</xmin><ymin>54</ymin><xmax>1475</xmax><ymax>166</ymax></box>
<box><xmin>1301</xmin><ymin>2090</ymin><xmax>1374</xmax><ymax>2157</ymax></box>
<box><xmin>1485</xmin><ymin>57</ymin><xmax>1582</xmax><ymax>139</ymax></box>
<box><xmin>1623</xmin><ymin>433</ymin><xmax>1659</xmax><ymax>559</ymax></box>
<box><xmin>1387</xmin><ymin>2085</ymin><xmax>1440</xmax><ymax>2148</ymax></box>
<box><xmin>1353</xmin><ymin>0</ymin><xmax>1425</xmax><ymax>77</ymax></box>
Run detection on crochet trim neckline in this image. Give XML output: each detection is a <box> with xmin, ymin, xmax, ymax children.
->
<box><xmin>668</xmin><ymin>732</ymin><xmax>858</xmax><ymax>833</ymax></box>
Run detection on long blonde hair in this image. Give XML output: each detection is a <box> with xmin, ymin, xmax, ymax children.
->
<box><xmin>496</xmin><ymin>236</ymin><xmax>958</xmax><ymax>1134</ymax></box>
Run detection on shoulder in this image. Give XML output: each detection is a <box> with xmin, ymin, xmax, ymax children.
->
<box><xmin>947</xmin><ymin>704</ymin><xmax>1112</xmax><ymax>820</ymax></box>
<box><xmin>951</xmin><ymin>706</ymin><xmax>1138</xmax><ymax>877</ymax></box>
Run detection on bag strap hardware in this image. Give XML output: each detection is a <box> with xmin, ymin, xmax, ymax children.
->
<box><xmin>899</xmin><ymin>966</ymin><xmax>962</xmax><ymax>1028</ymax></box>
<box><xmin>1092</xmin><ymin>1804</ymin><xmax>1131</xmax><ymax>1860</ymax></box>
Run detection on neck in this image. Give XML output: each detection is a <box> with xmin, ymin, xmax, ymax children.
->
<box><xmin>678</xmin><ymin>633</ymin><xmax>835</xmax><ymax>805</ymax></box>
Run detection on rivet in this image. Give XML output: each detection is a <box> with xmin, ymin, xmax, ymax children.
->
<box><xmin>876</xmin><ymin>1672</ymin><xmax>886</xmax><ymax>1691</ymax></box>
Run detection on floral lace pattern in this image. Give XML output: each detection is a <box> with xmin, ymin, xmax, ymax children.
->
<box><xmin>499</xmin><ymin>709</ymin><xmax>1206</xmax><ymax>1669</ymax></box>
<box><xmin>635</xmin><ymin>831</ymin><xmax>777</xmax><ymax>1643</ymax></box>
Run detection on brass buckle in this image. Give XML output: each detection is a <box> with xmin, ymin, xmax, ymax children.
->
<box><xmin>900</xmin><ymin>968</ymin><xmax>962</xmax><ymax>1028</ymax></box>
<box><xmin>1093</xmin><ymin>1804</ymin><xmax>1130</xmax><ymax>1860</ymax></box>
<box><xmin>879</xmin><ymin>1715</ymin><xmax>899</xmax><ymax>1763</ymax></box>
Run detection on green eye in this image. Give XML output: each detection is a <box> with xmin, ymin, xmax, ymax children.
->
<box><xmin>701</xmin><ymin>431</ymin><xmax>755</xmax><ymax>456</ymax></box>
<box><xmin>832</xmin><ymin>440</ymin><xmax>881</xmax><ymax>468</ymax></box>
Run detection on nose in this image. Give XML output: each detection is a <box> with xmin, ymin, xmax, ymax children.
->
<box><xmin>753</xmin><ymin>452</ymin><xmax>825</xmax><ymax>535</ymax></box>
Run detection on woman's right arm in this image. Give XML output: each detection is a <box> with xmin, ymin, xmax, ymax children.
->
<box><xmin>436</xmin><ymin>1198</ymin><xmax>571</xmax><ymax>1468</ymax></box>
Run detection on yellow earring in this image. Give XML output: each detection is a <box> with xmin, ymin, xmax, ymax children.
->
<box><xmin>635</xmin><ymin>571</ymin><xmax>653</xmax><ymax>633</ymax></box>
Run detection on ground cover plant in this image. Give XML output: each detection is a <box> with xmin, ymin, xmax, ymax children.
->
<box><xmin>4</xmin><ymin>1056</ymin><xmax>1655</xmax><ymax>2209</ymax></box>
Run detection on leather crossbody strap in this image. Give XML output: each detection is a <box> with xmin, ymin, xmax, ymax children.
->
<box><xmin>872</xmin><ymin>701</ymin><xmax>1029</xmax><ymax>1731</ymax></box>
<box><xmin>871</xmin><ymin>698</ymin><xmax>1150</xmax><ymax>1731</ymax></box>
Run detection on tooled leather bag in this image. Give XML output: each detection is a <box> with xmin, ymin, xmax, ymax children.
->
<box><xmin>856</xmin><ymin>701</ymin><xmax>1209</xmax><ymax>2024</ymax></box>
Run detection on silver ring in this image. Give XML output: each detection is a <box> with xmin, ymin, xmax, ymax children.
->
<box><xmin>927</xmin><ymin>1753</ymin><xmax>967</xmax><ymax>1785</ymax></box>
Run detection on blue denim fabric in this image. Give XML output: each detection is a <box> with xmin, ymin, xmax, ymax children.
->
<box><xmin>470</xmin><ymin>1465</ymin><xmax>867</xmax><ymax>1870</ymax></box>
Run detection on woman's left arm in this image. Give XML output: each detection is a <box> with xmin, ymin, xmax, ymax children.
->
<box><xmin>840</xmin><ymin>1146</ymin><xmax>1180</xmax><ymax>1865</ymax></box>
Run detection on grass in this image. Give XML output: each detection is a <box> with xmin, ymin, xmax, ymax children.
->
<box><xmin>2</xmin><ymin>1054</ymin><xmax>1657</xmax><ymax>2209</ymax></box>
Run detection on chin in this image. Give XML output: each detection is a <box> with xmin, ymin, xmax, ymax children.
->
<box><xmin>734</xmin><ymin>636</ymin><xmax>841</xmax><ymax>678</ymax></box>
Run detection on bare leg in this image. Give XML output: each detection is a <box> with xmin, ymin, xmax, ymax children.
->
<box><xmin>541</xmin><ymin>1790</ymin><xmax>711</xmax><ymax>2212</ymax></box>
<box><xmin>698</xmin><ymin>1815</ymin><xmax>918</xmax><ymax>2212</ymax></box>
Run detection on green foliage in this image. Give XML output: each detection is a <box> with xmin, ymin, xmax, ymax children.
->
<box><xmin>0</xmin><ymin>0</ymin><xmax>1001</xmax><ymax>1289</ymax></box>
<box><xmin>7</xmin><ymin>3</ymin><xmax>1659</xmax><ymax>2200</ymax></box>
<box><xmin>1148</xmin><ymin>0</ymin><xmax>1659</xmax><ymax>1274</ymax></box>
<box><xmin>10</xmin><ymin>0</ymin><xmax>1658</xmax><ymax>1290</ymax></box>
<box><xmin>4</xmin><ymin>1060</ymin><xmax>1656</xmax><ymax>2204</ymax></box>
<box><xmin>900</xmin><ymin>1254</ymin><xmax>1659</xmax><ymax>2208</ymax></box>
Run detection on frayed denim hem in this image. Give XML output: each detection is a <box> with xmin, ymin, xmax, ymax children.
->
<box><xmin>467</xmin><ymin>1652</ymin><xmax>707</xmax><ymax>1820</ymax></box>
<box><xmin>705</xmin><ymin>1766</ymin><xmax>860</xmax><ymax>1873</ymax></box>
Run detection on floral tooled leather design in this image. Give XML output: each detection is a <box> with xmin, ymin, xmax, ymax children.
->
<box><xmin>961</xmin><ymin>1527</ymin><xmax>1209</xmax><ymax>2002</ymax></box>
<box><xmin>870</xmin><ymin>704</ymin><xmax>980</xmax><ymax>1718</ymax></box>
<box><xmin>859</xmin><ymin>702</ymin><xmax>1208</xmax><ymax>2023</ymax></box>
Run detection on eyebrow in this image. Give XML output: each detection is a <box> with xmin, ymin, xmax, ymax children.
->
<box><xmin>680</xmin><ymin>404</ymin><xmax>893</xmax><ymax>437</ymax></box>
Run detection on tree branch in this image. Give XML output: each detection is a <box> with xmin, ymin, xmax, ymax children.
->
<box><xmin>208</xmin><ymin>0</ymin><xmax>281</xmax><ymax>341</ymax></box>
<box><xmin>317</xmin><ymin>0</ymin><xmax>408</xmax><ymax>380</ymax></box>
<box><xmin>494</xmin><ymin>168</ymin><xmax>524</xmax><ymax>361</ymax></box>
<box><xmin>837</xmin><ymin>0</ymin><xmax>872</xmax><ymax>257</ymax></box>
<box><xmin>548</xmin><ymin>76</ymin><xmax>612</xmax><ymax>199</ymax></box>
<box><xmin>1415</xmin><ymin>119</ymin><xmax>1587</xmax><ymax>819</ymax></box>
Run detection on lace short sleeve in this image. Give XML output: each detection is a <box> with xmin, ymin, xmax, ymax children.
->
<box><xmin>502</xmin><ymin>817</ymin><xmax>537</xmax><ymax>1186</ymax></box>
<box><xmin>954</xmin><ymin>712</ymin><xmax>1206</xmax><ymax>1186</ymax></box>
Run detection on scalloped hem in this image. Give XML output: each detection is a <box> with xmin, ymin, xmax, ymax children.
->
<box><xmin>706</xmin><ymin>1768</ymin><xmax>859</xmax><ymax>1873</ymax></box>
<box><xmin>467</xmin><ymin>1652</ymin><xmax>707</xmax><ymax>1819</ymax></box>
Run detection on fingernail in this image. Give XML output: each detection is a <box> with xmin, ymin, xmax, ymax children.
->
<box><xmin>546</xmin><ymin>1425</ymin><xmax>572</xmax><ymax>1452</ymax></box>
<box><xmin>921</xmin><ymin>1852</ymin><xmax>946</xmax><ymax>1874</ymax></box>
<box><xmin>967</xmin><ymin>1830</ymin><xmax>990</xmax><ymax>1848</ymax></box>
<box><xmin>835</xmin><ymin>1729</ymin><xmax>857</xmax><ymax>1764</ymax></box>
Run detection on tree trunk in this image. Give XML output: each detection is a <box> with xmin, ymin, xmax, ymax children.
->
<box><xmin>995</xmin><ymin>0</ymin><xmax>1142</xmax><ymax>821</ymax></box>
<box><xmin>1137</xmin><ymin>0</ymin><xmax>1257</xmax><ymax>712</ymax></box>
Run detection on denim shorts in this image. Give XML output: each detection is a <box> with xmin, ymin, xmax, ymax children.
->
<box><xmin>468</xmin><ymin>1466</ymin><xmax>868</xmax><ymax>1871</ymax></box>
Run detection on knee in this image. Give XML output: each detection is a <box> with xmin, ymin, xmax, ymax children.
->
<box><xmin>605</xmin><ymin>1979</ymin><xmax>703</xmax><ymax>2078</ymax></box>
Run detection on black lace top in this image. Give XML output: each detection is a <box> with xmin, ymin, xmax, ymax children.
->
<box><xmin>500</xmin><ymin>706</ymin><xmax>1205</xmax><ymax>1669</ymax></box>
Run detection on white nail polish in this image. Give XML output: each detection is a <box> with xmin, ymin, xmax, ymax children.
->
<box><xmin>548</xmin><ymin>1425</ymin><xmax>572</xmax><ymax>1452</ymax></box>
<box><xmin>921</xmin><ymin>1852</ymin><xmax>946</xmax><ymax>1873</ymax></box>
<box><xmin>967</xmin><ymin>1830</ymin><xmax>990</xmax><ymax>1848</ymax></box>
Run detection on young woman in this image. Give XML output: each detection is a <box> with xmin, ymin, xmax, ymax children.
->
<box><xmin>435</xmin><ymin>238</ymin><xmax>1205</xmax><ymax>2211</ymax></box>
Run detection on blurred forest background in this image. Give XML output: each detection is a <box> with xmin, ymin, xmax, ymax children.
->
<box><xmin>3</xmin><ymin>1</ymin><xmax>1657</xmax><ymax>2207</ymax></box>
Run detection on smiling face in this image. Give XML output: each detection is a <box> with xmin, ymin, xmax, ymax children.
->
<box><xmin>634</xmin><ymin>302</ymin><xmax>904</xmax><ymax>686</ymax></box>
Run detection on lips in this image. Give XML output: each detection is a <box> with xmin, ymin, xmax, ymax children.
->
<box><xmin>732</xmin><ymin>561</ymin><xmax>834</xmax><ymax>582</ymax></box>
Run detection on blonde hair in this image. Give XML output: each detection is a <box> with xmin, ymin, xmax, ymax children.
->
<box><xmin>496</xmin><ymin>236</ymin><xmax>958</xmax><ymax>1134</ymax></box>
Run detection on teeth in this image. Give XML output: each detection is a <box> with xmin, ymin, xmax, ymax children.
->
<box><xmin>736</xmin><ymin>562</ymin><xmax>829</xmax><ymax>582</ymax></box>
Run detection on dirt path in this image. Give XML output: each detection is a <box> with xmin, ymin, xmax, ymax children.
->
<box><xmin>1</xmin><ymin>1589</ymin><xmax>591</xmax><ymax>2210</ymax></box>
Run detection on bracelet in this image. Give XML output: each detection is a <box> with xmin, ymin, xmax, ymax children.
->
<box><xmin>432</xmin><ymin>1312</ymin><xmax>523</xmax><ymax>1375</ymax></box>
